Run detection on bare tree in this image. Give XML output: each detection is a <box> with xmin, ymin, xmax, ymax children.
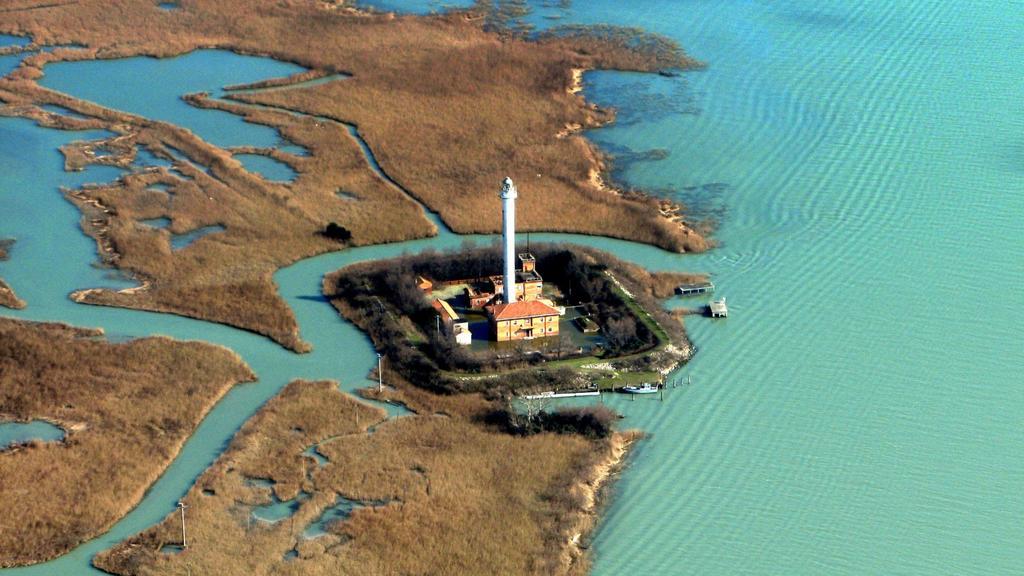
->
<box><xmin>555</xmin><ymin>332</ymin><xmax>575</xmax><ymax>360</ymax></box>
<box><xmin>604</xmin><ymin>315</ymin><xmax>638</xmax><ymax>352</ymax></box>
<box><xmin>519</xmin><ymin>394</ymin><xmax>550</xmax><ymax>429</ymax></box>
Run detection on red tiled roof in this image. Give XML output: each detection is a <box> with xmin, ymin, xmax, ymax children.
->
<box><xmin>488</xmin><ymin>300</ymin><xmax>559</xmax><ymax>321</ymax></box>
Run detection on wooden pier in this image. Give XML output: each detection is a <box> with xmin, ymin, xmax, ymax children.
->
<box><xmin>522</xmin><ymin>389</ymin><xmax>600</xmax><ymax>400</ymax></box>
<box><xmin>676</xmin><ymin>280</ymin><xmax>715</xmax><ymax>296</ymax></box>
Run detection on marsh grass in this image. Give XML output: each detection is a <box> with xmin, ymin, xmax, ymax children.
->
<box><xmin>0</xmin><ymin>279</ymin><xmax>22</xmax><ymax>309</ymax></box>
<box><xmin>0</xmin><ymin>318</ymin><xmax>255</xmax><ymax>567</ymax></box>
<box><xmin>96</xmin><ymin>379</ymin><xmax>623</xmax><ymax>576</ymax></box>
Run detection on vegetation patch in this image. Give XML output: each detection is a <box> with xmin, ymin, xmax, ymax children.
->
<box><xmin>96</xmin><ymin>379</ymin><xmax>632</xmax><ymax>576</ymax></box>
<box><xmin>0</xmin><ymin>317</ymin><xmax>255</xmax><ymax>567</ymax></box>
<box><xmin>0</xmin><ymin>280</ymin><xmax>23</xmax><ymax>309</ymax></box>
<box><xmin>324</xmin><ymin>243</ymin><xmax>704</xmax><ymax>395</ymax></box>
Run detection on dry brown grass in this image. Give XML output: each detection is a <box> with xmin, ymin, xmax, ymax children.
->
<box><xmin>95</xmin><ymin>379</ymin><xmax>626</xmax><ymax>576</ymax></box>
<box><xmin>0</xmin><ymin>279</ymin><xmax>22</xmax><ymax>309</ymax></box>
<box><xmin>0</xmin><ymin>0</ymin><xmax>707</xmax><ymax>348</ymax></box>
<box><xmin>230</xmin><ymin>10</ymin><xmax>709</xmax><ymax>252</ymax></box>
<box><xmin>565</xmin><ymin>243</ymin><xmax>708</xmax><ymax>300</ymax></box>
<box><xmin>0</xmin><ymin>317</ymin><xmax>255</xmax><ymax>567</ymax></box>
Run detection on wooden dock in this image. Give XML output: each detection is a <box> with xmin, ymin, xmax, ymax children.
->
<box><xmin>676</xmin><ymin>280</ymin><xmax>715</xmax><ymax>296</ymax></box>
<box><xmin>709</xmin><ymin>297</ymin><xmax>728</xmax><ymax>318</ymax></box>
<box><xmin>522</xmin><ymin>389</ymin><xmax>600</xmax><ymax>400</ymax></box>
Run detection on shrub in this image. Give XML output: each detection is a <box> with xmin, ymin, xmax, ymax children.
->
<box><xmin>321</xmin><ymin>222</ymin><xmax>353</xmax><ymax>242</ymax></box>
<box><xmin>484</xmin><ymin>405</ymin><xmax>619</xmax><ymax>438</ymax></box>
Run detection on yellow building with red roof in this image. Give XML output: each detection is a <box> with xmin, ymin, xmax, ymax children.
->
<box><xmin>487</xmin><ymin>300</ymin><xmax>560</xmax><ymax>342</ymax></box>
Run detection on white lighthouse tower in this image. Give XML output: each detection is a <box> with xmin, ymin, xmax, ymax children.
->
<box><xmin>500</xmin><ymin>177</ymin><xmax>517</xmax><ymax>304</ymax></box>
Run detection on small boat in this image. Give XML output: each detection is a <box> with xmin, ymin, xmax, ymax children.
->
<box><xmin>709</xmin><ymin>297</ymin><xmax>728</xmax><ymax>318</ymax></box>
<box><xmin>621</xmin><ymin>383</ymin><xmax>660</xmax><ymax>394</ymax></box>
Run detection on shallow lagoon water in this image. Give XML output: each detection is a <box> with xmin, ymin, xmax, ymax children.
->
<box><xmin>2</xmin><ymin>4</ymin><xmax>1024</xmax><ymax>575</ymax></box>
<box><xmin>0</xmin><ymin>54</ymin><xmax>25</xmax><ymax>78</ymax></box>
<box><xmin>0</xmin><ymin>420</ymin><xmax>65</xmax><ymax>448</ymax></box>
<box><xmin>515</xmin><ymin>2</ymin><xmax>1024</xmax><ymax>574</ymax></box>
<box><xmin>40</xmin><ymin>51</ymin><xmax>305</xmax><ymax>149</ymax></box>
<box><xmin>251</xmin><ymin>492</ymin><xmax>309</xmax><ymax>524</ymax></box>
<box><xmin>0</xmin><ymin>34</ymin><xmax>30</xmax><ymax>49</ymax></box>
<box><xmin>234</xmin><ymin>153</ymin><xmax>297</xmax><ymax>182</ymax></box>
<box><xmin>303</xmin><ymin>496</ymin><xmax>372</xmax><ymax>539</ymax></box>
<box><xmin>170</xmin><ymin>224</ymin><xmax>226</xmax><ymax>251</ymax></box>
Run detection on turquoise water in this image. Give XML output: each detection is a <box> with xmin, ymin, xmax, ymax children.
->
<box><xmin>355</xmin><ymin>0</ymin><xmax>462</xmax><ymax>14</ymax></box>
<box><xmin>39</xmin><ymin>104</ymin><xmax>88</xmax><ymax>119</ymax></box>
<box><xmin>303</xmin><ymin>445</ymin><xmax>329</xmax><ymax>466</ymax></box>
<box><xmin>0</xmin><ymin>421</ymin><xmax>64</xmax><ymax>448</ymax></box>
<box><xmin>0</xmin><ymin>54</ymin><xmax>24</xmax><ymax>78</ymax></box>
<box><xmin>0</xmin><ymin>35</ymin><xmax>30</xmax><ymax>48</ymax></box>
<box><xmin>234</xmin><ymin>153</ymin><xmax>297</xmax><ymax>182</ymax></box>
<box><xmin>138</xmin><ymin>217</ymin><xmax>171</xmax><ymax>229</ymax></box>
<box><xmin>302</xmin><ymin>496</ymin><xmax>376</xmax><ymax>539</ymax></box>
<box><xmin>523</xmin><ymin>2</ymin><xmax>1024</xmax><ymax>574</ymax></box>
<box><xmin>132</xmin><ymin>147</ymin><xmax>173</xmax><ymax>169</ymax></box>
<box><xmin>39</xmin><ymin>51</ymin><xmax>305</xmax><ymax>149</ymax></box>
<box><xmin>169</xmin><ymin>224</ymin><xmax>225</xmax><ymax>251</ymax></box>
<box><xmin>251</xmin><ymin>492</ymin><xmax>309</xmax><ymax>524</ymax></box>
<box><xmin>1</xmin><ymin>4</ymin><xmax>1023</xmax><ymax>575</ymax></box>
<box><xmin>226</xmin><ymin>72</ymin><xmax>350</xmax><ymax>95</ymax></box>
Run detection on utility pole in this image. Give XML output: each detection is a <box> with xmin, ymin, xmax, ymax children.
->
<box><xmin>177</xmin><ymin>500</ymin><xmax>188</xmax><ymax>548</ymax></box>
<box><xmin>377</xmin><ymin>353</ymin><xmax>383</xmax><ymax>393</ymax></box>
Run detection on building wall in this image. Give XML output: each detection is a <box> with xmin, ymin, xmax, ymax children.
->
<box><xmin>454</xmin><ymin>322</ymin><xmax>472</xmax><ymax>346</ymax></box>
<box><xmin>493</xmin><ymin>314</ymin><xmax>559</xmax><ymax>342</ymax></box>
<box><xmin>520</xmin><ymin>281</ymin><xmax>543</xmax><ymax>302</ymax></box>
<box><xmin>490</xmin><ymin>280</ymin><xmax>543</xmax><ymax>302</ymax></box>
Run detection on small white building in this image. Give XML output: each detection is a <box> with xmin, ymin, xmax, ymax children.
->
<box><xmin>433</xmin><ymin>298</ymin><xmax>472</xmax><ymax>346</ymax></box>
<box><xmin>453</xmin><ymin>323</ymin><xmax>472</xmax><ymax>346</ymax></box>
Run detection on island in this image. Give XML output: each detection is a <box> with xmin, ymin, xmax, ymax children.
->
<box><xmin>324</xmin><ymin>177</ymin><xmax>706</xmax><ymax>397</ymax></box>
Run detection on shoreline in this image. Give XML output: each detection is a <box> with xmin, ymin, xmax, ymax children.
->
<box><xmin>562</xmin><ymin>430</ymin><xmax>641</xmax><ymax>573</ymax></box>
